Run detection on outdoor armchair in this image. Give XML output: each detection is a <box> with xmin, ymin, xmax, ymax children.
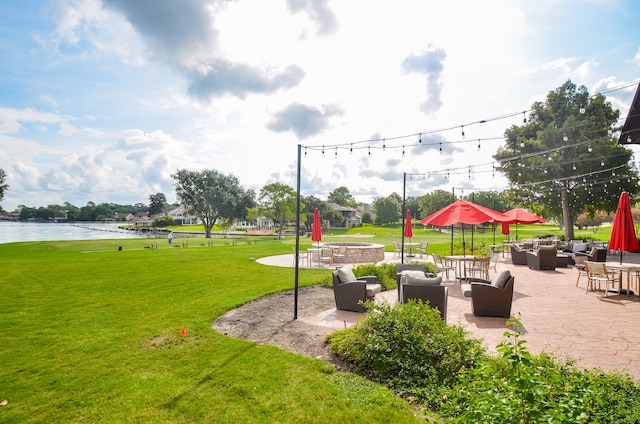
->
<box><xmin>396</xmin><ymin>264</ymin><xmax>430</xmax><ymax>300</ymax></box>
<box><xmin>331</xmin><ymin>269</ymin><xmax>382</xmax><ymax>313</ymax></box>
<box><xmin>510</xmin><ymin>244</ymin><xmax>528</xmax><ymax>265</ymax></box>
<box><xmin>575</xmin><ymin>247</ymin><xmax>607</xmax><ymax>262</ymax></box>
<box><xmin>526</xmin><ymin>245</ymin><xmax>557</xmax><ymax>270</ymax></box>
<box><xmin>400</xmin><ymin>284</ymin><xmax>447</xmax><ymax>321</ymax></box>
<box><xmin>461</xmin><ymin>269</ymin><xmax>514</xmax><ymax>317</ymax></box>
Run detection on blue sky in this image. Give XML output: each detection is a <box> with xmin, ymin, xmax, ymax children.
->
<box><xmin>1</xmin><ymin>0</ymin><xmax>640</xmax><ymax>211</ymax></box>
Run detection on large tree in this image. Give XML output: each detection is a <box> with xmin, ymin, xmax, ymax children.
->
<box><xmin>251</xmin><ymin>182</ymin><xmax>298</xmax><ymax>239</ymax></box>
<box><xmin>494</xmin><ymin>80</ymin><xmax>638</xmax><ymax>241</ymax></box>
<box><xmin>417</xmin><ymin>189</ymin><xmax>456</xmax><ymax>218</ymax></box>
<box><xmin>373</xmin><ymin>195</ymin><xmax>400</xmax><ymax>225</ymax></box>
<box><xmin>171</xmin><ymin>169</ymin><xmax>255</xmax><ymax>238</ymax></box>
<box><xmin>328</xmin><ymin>186</ymin><xmax>358</xmax><ymax>207</ymax></box>
<box><xmin>148</xmin><ymin>193</ymin><xmax>167</xmax><ymax>216</ymax></box>
<box><xmin>0</xmin><ymin>169</ymin><xmax>8</xmax><ymax>212</ymax></box>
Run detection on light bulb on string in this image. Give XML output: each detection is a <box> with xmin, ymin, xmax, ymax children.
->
<box><xmin>628</xmin><ymin>135</ymin><xmax>632</xmax><ymax>143</ymax></box>
<box><xmin>418</xmin><ymin>133</ymin><xmax>422</xmax><ymax>143</ymax></box>
<box><xmin>563</xmin><ymin>133</ymin><xmax>568</xmax><ymax>142</ymax></box>
<box><xmin>322</xmin><ymin>145</ymin><xmax>325</xmax><ymax>156</ymax></box>
<box><xmin>439</xmin><ymin>142</ymin><xmax>442</xmax><ymax>153</ymax></box>
<box><xmin>601</xmin><ymin>160</ymin><xmax>605</xmax><ymax>166</ymax></box>
<box><xmin>382</xmin><ymin>139</ymin><xmax>386</xmax><ymax>151</ymax></box>
<box><xmin>368</xmin><ymin>147</ymin><xmax>371</xmax><ymax>157</ymax></box>
<box><xmin>350</xmin><ymin>143</ymin><xmax>353</xmax><ymax>154</ymax></box>
<box><xmin>572</xmin><ymin>164</ymin><xmax>576</xmax><ymax>170</ymax></box>
<box><xmin>477</xmin><ymin>139</ymin><xmax>481</xmax><ymax>151</ymax></box>
<box><xmin>334</xmin><ymin>147</ymin><xmax>337</xmax><ymax>158</ymax></box>
<box><xmin>402</xmin><ymin>146</ymin><xmax>405</xmax><ymax>157</ymax></box>
<box><xmin>522</xmin><ymin>111</ymin><xmax>527</xmax><ymax>123</ymax></box>
<box><xmin>461</xmin><ymin>125</ymin><xmax>465</xmax><ymax>138</ymax></box>
<box><xmin>304</xmin><ymin>147</ymin><xmax>307</xmax><ymax>157</ymax></box>
<box><xmin>588</xmin><ymin>144</ymin><xmax>592</xmax><ymax>152</ymax></box>
<box><xmin>520</xmin><ymin>141</ymin><xmax>524</xmax><ymax>148</ymax></box>
<box><xmin>580</xmin><ymin>104</ymin><xmax>586</xmax><ymax>114</ymax></box>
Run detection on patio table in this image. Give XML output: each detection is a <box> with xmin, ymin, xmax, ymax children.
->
<box><xmin>444</xmin><ymin>255</ymin><xmax>478</xmax><ymax>280</ymax></box>
<box><xmin>602</xmin><ymin>262</ymin><xmax>640</xmax><ymax>296</ymax></box>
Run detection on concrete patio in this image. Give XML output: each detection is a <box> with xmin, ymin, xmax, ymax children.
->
<box><xmin>258</xmin><ymin>250</ymin><xmax>640</xmax><ymax>380</ymax></box>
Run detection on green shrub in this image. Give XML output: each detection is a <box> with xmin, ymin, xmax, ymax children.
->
<box><xmin>325</xmin><ymin>300</ymin><xmax>485</xmax><ymax>406</ymax></box>
<box><xmin>438</xmin><ymin>317</ymin><xmax>640</xmax><ymax>423</ymax></box>
<box><xmin>351</xmin><ymin>263</ymin><xmax>398</xmax><ymax>290</ymax></box>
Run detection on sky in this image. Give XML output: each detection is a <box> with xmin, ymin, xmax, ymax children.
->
<box><xmin>1</xmin><ymin>0</ymin><xmax>640</xmax><ymax>211</ymax></box>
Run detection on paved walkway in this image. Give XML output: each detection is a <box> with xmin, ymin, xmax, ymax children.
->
<box><xmin>258</xmin><ymin>251</ymin><xmax>640</xmax><ymax>380</ymax></box>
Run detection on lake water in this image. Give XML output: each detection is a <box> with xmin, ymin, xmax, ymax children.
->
<box><xmin>0</xmin><ymin>222</ymin><xmax>152</xmax><ymax>244</ymax></box>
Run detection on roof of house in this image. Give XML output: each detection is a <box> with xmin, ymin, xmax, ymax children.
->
<box><xmin>619</xmin><ymin>82</ymin><xmax>640</xmax><ymax>145</ymax></box>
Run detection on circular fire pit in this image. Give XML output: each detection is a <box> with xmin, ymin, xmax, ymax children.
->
<box><xmin>321</xmin><ymin>242</ymin><xmax>385</xmax><ymax>264</ymax></box>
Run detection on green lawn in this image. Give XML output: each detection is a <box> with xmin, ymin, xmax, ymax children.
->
<box><xmin>0</xmin><ymin>224</ymin><xmax>613</xmax><ymax>422</ymax></box>
<box><xmin>0</xmin><ymin>238</ymin><xmax>416</xmax><ymax>422</ymax></box>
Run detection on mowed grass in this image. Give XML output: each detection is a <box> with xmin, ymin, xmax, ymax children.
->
<box><xmin>0</xmin><ymin>238</ymin><xmax>417</xmax><ymax>423</ymax></box>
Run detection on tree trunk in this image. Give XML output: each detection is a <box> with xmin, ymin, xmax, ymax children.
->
<box><xmin>561</xmin><ymin>181</ymin><xmax>574</xmax><ymax>241</ymax></box>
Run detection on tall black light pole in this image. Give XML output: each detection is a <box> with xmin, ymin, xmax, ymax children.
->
<box><xmin>293</xmin><ymin>144</ymin><xmax>302</xmax><ymax>320</ymax></box>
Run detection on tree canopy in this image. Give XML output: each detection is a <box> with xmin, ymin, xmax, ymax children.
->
<box><xmin>250</xmin><ymin>183</ymin><xmax>298</xmax><ymax>238</ymax></box>
<box><xmin>148</xmin><ymin>193</ymin><xmax>167</xmax><ymax>216</ymax></box>
<box><xmin>171</xmin><ymin>169</ymin><xmax>255</xmax><ymax>238</ymax></box>
<box><xmin>494</xmin><ymin>80</ymin><xmax>638</xmax><ymax>240</ymax></box>
<box><xmin>328</xmin><ymin>186</ymin><xmax>358</xmax><ymax>208</ymax></box>
<box><xmin>0</xmin><ymin>169</ymin><xmax>7</xmax><ymax>212</ymax></box>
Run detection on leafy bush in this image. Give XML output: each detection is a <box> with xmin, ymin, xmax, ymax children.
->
<box><xmin>325</xmin><ymin>300</ymin><xmax>485</xmax><ymax>406</ymax></box>
<box><xmin>438</xmin><ymin>317</ymin><xmax>640</xmax><ymax>423</ymax></box>
<box><xmin>352</xmin><ymin>263</ymin><xmax>398</xmax><ymax>291</ymax></box>
<box><xmin>350</xmin><ymin>262</ymin><xmax>439</xmax><ymax>291</ymax></box>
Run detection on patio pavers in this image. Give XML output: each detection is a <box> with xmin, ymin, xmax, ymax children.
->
<box><xmin>259</xmin><ymin>251</ymin><xmax>640</xmax><ymax>380</ymax></box>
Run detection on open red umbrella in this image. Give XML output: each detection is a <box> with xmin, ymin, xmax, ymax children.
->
<box><xmin>420</xmin><ymin>200</ymin><xmax>507</xmax><ymax>255</ymax></box>
<box><xmin>421</xmin><ymin>199</ymin><xmax>507</xmax><ymax>227</ymax></box>
<box><xmin>609</xmin><ymin>192</ymin><xmax>638</xmax><ymax>264</ymax></box>
<box><xmin>311</xmin><ymin>208</ymin><xmax>322</xmax><ymax>249</ymax></box>
<box><xmin>502</xmin><ymin>208</ymin><xmax>547</xmax><ymax>240</ymax></box>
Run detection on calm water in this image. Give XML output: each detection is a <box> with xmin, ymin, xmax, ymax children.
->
<box><xmin>0</xmin><ymin>222</ymin><xmax>151</xmax><ymax>244</ymax></box>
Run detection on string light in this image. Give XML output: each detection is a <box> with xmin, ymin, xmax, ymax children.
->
<box><xmin>418</xmin><ymin>133</ymin><xmax>422</xmax><ymax>143</ymax></box>
<box><xmin>563</xmin><ymin>133</ymin><xmax>568</xmax><ymax>142</ymax></box>
<box><xmin>334</xmin><ymin>147</ymin><xmax>338</xmax><ymax>158</ymax></box>
<box><xmin>461</xmin><ymin>125</ymin><xmax>465</xmax><ymax>138</ymax></box>
<box><xmin>477</xmin><ymin>139</ymin><xmax>481</xmax><ymax>151</ymax></box>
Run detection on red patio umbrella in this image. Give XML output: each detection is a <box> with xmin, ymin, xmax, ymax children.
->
<box><xmin>420</xmin><ymin>199</ymin><xmax>507</xmax><ymax>255</ymax></box>
<box><xmin>311</xmin><ymin>208</ymin><xmax>322</xmax><ymax>249</ymax></box>
<box><xmin>609</xmin><ymin>192</ymin><xmax>638</xmax><ymax>264</ymax></box>
<box><xmin>404</xmin><ymin>210</ymin><xmax>413</xmax><ymax>257</ymax></box>
<box><xmin>501</xmin><ymin>208</ymin><xmax>547</xmax><ymax>240</ymax></box>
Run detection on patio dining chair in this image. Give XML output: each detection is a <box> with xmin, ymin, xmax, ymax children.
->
<box><xmin>418</xmin><ymin>241</ymin><xmax>429</xmax><ymax>258</ymax></box>
<box><xmin>432</xmin><ymin>253</ymin><xmax>456</xmax><ymax>281</ymax></box>
<box><xmin>585</xmin><ymin>261</ymin><xmax>621</xmax><ymax>297</ymax></box>
<box><xmin>318</xmin><ymin>248</ymin><xmax>334</xmax><ymax>267</ymax></box>
<box><xmin>291</xmin><ymin>247</ymin><xmax>307</xmax><ymax>266</ymax></box>
<box><xmin>468</xmin><ymin>256</ymin><xmax>490</xmax><ymax>279</ymax></box>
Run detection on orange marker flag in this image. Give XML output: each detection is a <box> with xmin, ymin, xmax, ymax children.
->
<box><xmin>180</xmin><ymin>326</ymin><xmax>186</xmax><ymax>337</ymax></box>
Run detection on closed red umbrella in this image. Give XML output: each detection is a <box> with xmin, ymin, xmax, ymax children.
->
<box><xmin>311</xmin><ymin>208</ymin><xmax>322</xmax><ymax>249</ymax></box>
<box><xmin>609</xmin><ymin>192</ymin><xmax>638</xmax><ymax>264</ymax></box>
<box><xmin>404</xmin><ymin>210</ymin><xmax>413</xmax><ymax>257</ymax></box>
<box><xmin>404</xmin><ymin>210</ymin><xmax>413</xmax><ymax>238</ymax></box>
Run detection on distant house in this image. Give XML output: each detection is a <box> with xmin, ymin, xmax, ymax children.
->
<box><xmin>160</xmin><ymin>205</ymin><xmax>200</xmax><ymax>225</ymax></box>
<box><xmin>327</xmin><ymin>203</ymin><xmax>361</xmax><ymax>228</ymax></box>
